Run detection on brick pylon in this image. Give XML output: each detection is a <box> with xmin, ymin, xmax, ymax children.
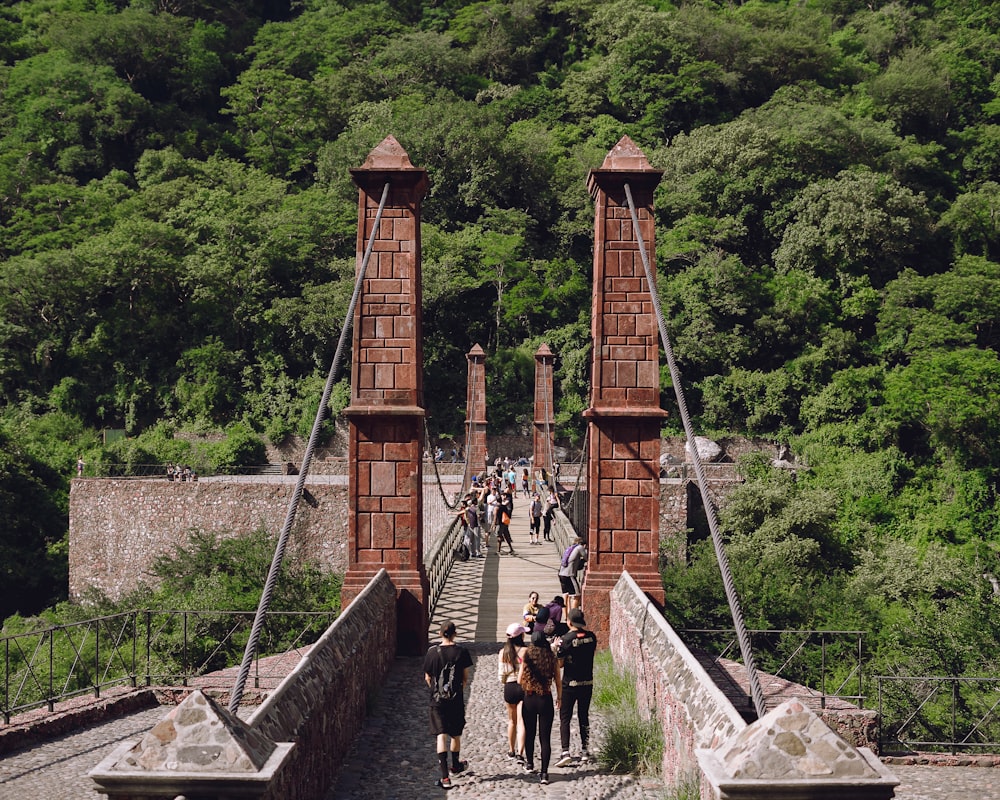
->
<box><xmin>581</xmin><ymin>136</ymin><xmax>667</xmax><ymax>647</ymax></box>
<box><xmin>340</xmin><ymin>136</ymin><xmax>430</xmax><ymax>656</ymax></box>
<box><xmin>532</xmin><ymin>344</ymin><xmax>555</xmax><ymax>475</ymax></box>
<box><xmin>465</xmin><ymin>344</ymin><xmax>487</xmax><ymax>478</ymax></box>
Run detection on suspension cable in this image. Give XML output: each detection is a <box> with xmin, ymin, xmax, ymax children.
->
<box><xmin>425</xmin><ymin>416</ymin><xmax>463</xmax><ymax>511</ymax></box>
<box><xmin>228</xmin><ymin>181</ymin><xmax>391</xmax><ymax>713</ymax></box>
<box><xmin>624</xmin><ymin>182</ymin><xmax>767</xmax><ymax>719</ymax></box>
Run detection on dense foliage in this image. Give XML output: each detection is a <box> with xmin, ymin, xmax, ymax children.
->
<box><xmin>0</xmin><ymin>0</ymin><xmax>998</xmax><ymax>689</ymax></box>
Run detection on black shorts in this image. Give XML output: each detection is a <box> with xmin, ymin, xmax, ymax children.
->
<box><xmin>559</xmin><ymin>575</ymin><xmax>580</xmax><ymax>595</ymax></box>
<box><xmin>504</xmin><ymin>681</ymin><xmax>525</xmax><ymax>705</ymax></box>
<box><xmin>429</xmin><ymin>699</ymin><xmax>466</xmax><ymax>737</ymax></box>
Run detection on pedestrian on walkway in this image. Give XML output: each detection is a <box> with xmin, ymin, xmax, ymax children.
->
<box><xmin>559</xmin><ymin>537</ymin><xmax>588</xmax><ymax>609</ymax></box>
<box><xmin>499</xmin><ymin>623</ymin><xmax>529</xmax><ymax>764</ymax></box>
<box><xmin>522</xmin><ymin>591</ymin><xmax>540</xmax><ymax>626</ymax></box>
<box><xmin>464</xmin><ymin>499</ymin><xmax>484</xmax><ymax>558</ymax></box>
<box><xmin>521</xmin><ymin>468</ymin><xmax>530</xmax><ymax>497</ymax></box>
<box><xmin>529</xmin><ymin>492</ymin><xmax>543</xmax><ymax>545</ymax></box>
<box><xmin>424</xmin><ymin>621</ymin><xmax>474</xmax><ymax>789</ymax></box>
<box><xmin>543</xmin><ymin>487</ymin><xmax>558</xmax><ymax>541</ymax></box>
<box><xmin>519</xmin><ymin>630</ymin><xmax>562</xmax><ymax>784</ymax></box>
<box><xmin>555</xmin><ymin>608</ymin><xmax>598</xmax><ymax>767</ymax></box>
<box><xmin>496</xmin><ymin>491</ymin><xmax>515</xmax><ymax>555</ymax></box>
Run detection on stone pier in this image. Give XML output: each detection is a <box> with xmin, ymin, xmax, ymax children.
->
<box><xmin>532</xmin><ymin>343</ymin><xmax>556</xmax><ymax>475</ymax></box>
<box><xmin>582</xmin><ymin>136</ymin><xmax>668</xmax><ymax>646</ymax></box>
<box><xmin>339</xmin><ymin>136</ymin><xmax>430</xmax><ymax>656</ymax></box>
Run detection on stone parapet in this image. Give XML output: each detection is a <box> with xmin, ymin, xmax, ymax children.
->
<box><xmin>610</xmin><ymin>571</ymin><xmax>746</xmax><ymax>787</ymax></box>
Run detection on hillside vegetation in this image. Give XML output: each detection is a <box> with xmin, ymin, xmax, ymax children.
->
<box><xmin>1</xmin><ymin>0</ymin><xmax>998</xmax><ymax>682</ymax></box>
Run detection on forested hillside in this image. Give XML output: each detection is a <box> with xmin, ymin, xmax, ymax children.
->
<box><xmin>1</xmin><ymin>0</ymin><xmax>998</xmax><ymax>680</ymax></box>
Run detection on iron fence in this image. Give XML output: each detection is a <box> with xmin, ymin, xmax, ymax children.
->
<box><xmin>877</xmin><ymin>675</ymin><xmax>1000</xmax><ymax>753</ymax></box>
<box><xmin>2</xmin><ymin>609</ymin><xmax>337</xmax><ymax>723</ymax></box>
<box><xmin>682</xmin><ymin>628</ymin><xmax>866</xmax><ymax>711</ymax></box>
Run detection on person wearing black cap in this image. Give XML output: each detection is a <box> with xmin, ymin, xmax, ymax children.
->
<box><xmin>554</xmin><ymin>607</ymin><xmax>597</xmax><ymax>767</ymax></box>
<box><xmin>518</xmin><ymin>629</ymin><xmax>562</xmax><ymax>784</ymax></box>
<box><xmin>424</xmin><ymin>621</ymin><xmax>474</xmax><ymax>789</ymax></box>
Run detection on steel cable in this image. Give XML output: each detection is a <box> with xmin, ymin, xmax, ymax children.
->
<box><xmin>228</xmin><ymin>182</ymin><xmax>391</xmax><ymax>713</ymax></box>
<box><xmin>624</xmin><ymin>182</ymin><xmax>767</xmax><ymax>719</ymax></box>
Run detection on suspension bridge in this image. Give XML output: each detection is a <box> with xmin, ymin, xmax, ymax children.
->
<box><xmin>1</xmin><ymin>136</ymin><xmax>995</xmax><ymax>800</ymax></box>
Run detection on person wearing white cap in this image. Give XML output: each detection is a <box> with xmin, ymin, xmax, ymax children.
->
<box><xmin>499</xmin><ymin>622</ymin><xmax>529</xmax><ymax>764</ymax></box>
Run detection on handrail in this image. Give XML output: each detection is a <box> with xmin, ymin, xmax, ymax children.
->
<box><xmin>2</xmin><ymin>609</ymin><xmax>337</xmax><ymax>723</ymax></box>
<box><xmin>425</xmin><ymin>518</ymin><xmax>465</xmax><ymax>618</ymax></box>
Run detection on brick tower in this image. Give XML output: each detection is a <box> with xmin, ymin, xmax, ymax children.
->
<box><xmin>581</xmin><ymin>136</ymin><xmax>667</xmax><ymax>646</ymax></box>
<box><xmin>340</xmin><ymin>136</ymin><xmax>430</xmax><ymax>656</ymax></box>
<box><xmin>532</xmin><ymin>344</ymin><xmax>555</xmax><ymax>475</ymax></box>
<box><xmin>465</xmin><ymin>344</ymin><xmax>487</xmax><ymax>477</ymax></box>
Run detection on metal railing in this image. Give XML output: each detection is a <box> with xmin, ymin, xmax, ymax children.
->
<box><xmin>683</xmin><ymin>628</ymin><xmax>866</xmax><ymax>711</ymax></box>
<box><xmin>877</xmin><ymin>675</ymin><xmax>1000</xmax><ymax>753</ymax></box>
<box><xmin>425</xmin><ymin>518</ymin><xmax>465</xmax><ymax>618</ymax></box>
<box><xmin>2</xmin><ymin>609</ymin><xmax>337</xmax><ymax>723</ymax></box>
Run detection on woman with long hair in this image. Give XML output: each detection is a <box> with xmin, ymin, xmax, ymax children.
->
<box><xmin>518</xmin><ymin>630</ymin><xmax>562</xmax><ymax>784</ymax></box>
<box><xmin>499</xmin><ymin>623</ymin><xmax>528</xmax><ymax>763</ymax></box>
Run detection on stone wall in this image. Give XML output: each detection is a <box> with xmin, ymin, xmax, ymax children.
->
<box><xmin>251</xmin><ymin>569</ymin><xmax>397</xmax><ymax>800</ymax></box>
<box><xmin>70</xmin><ymin>477</ymin><xmax>463</xmax><ymax>601</ymax></box>
<box><xmin>609</xmin><ymin>571</ymin><xmax>747</xmax><ymax>787</ymax></box>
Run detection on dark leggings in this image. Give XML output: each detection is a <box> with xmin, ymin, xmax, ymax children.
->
<box><xmin>560</xmin><ymin>684</ymin><xmax>592</xmax><ymax>752</ymax></box>
<box><xmin>521</xmin><ymin>692</ymin><xmax>554</xmax><ymax>772</ymax></box>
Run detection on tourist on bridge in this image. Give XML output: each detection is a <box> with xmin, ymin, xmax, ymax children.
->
<box><xmin>424</xmin><ymin>621</ymin><xmax>474</xmax><ymax>789</ymax></box>
<box><xmin>555</xmin><ymin>608</ymin><xmax>598</xmax><ymax>767</ymax></box>
<box><xmin>463</xmin><ymin>498</ymin><xmax>483</xmax><ymax>558</ymax></box>
<box><xmin>529</xmin><ymin>492</ymin><xmax>543</xmax><ymax>545</ymax></box>
<box><xmin>496</xmin><ymin>490</ymin><xmax>515</xmax><ymax>555</ymax></box>
<box><xmin>522</xmin><ymin>591</ymin><xmax>540</xmax><ymax>625</ymax></box>
<box><xmin>499</xmin><ymin>623</ymin><xmax>529</xmax><ymax>764</ymax></box>
<box><xmin>544</xmin><ymin>596</ymin><xmax>569</xmax><ymax>638</ymax></box>
<box><xmin>521</xmin><ymin>467</ymin><xmax>530</xmax><ymax>497</ymax></box>
<box><xmin>543</xmin><ymin>487</ymin><xmax>559</xmax><ymax>541</ymax></box>
<box><xmin>559</xmin><ymin>537</ymin><xmax>588</xmax><ymax>610</ymax></box>
<box><xmin>518</xmin><ymin>629</ymin><xmax>562</xmax><ymax>784</ymax></box>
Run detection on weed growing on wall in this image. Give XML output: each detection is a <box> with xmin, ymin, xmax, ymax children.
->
<box><xmin>592</xmin><ymin>651</ymin><xmax>664</xmax><ymax>776</ymax></box>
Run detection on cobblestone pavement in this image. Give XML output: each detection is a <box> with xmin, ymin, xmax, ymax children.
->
<box><xmin>327</xmin><ymin>643</ymin><xmax>662</xmax><ymax>800</ymax></box>
<box><xmin>0</xmin><ymin>706</ymin><xmax>165</xmax><ymax>799</ymax></box>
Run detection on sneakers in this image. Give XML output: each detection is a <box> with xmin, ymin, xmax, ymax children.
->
<box><xmin>450</xmin><ymin>760</ymin><xmax>469</xmax><ymax>775</ymax></box>
<box><xmin>507</xmin><ymin>750</ymin><xmax>517</xmax><ymax>761</ymax></box>
<box><xmin>540</xmin><ymin>773</ymin><xmax>550</xmax><ymax>785</ymax></box>
<box><xmin>580</xmin><ymin>750</ymin><xmax>591</xmax><ymax>763</ymax></box>
<box><xmin>524</xmin><ymin>761</ymin><xmax>536</xmax><ymax>773</ymax></box>
<box><xmin>515</xmin><ymin>753</ymin><xmax>526</xmax><ymax>765</ymax></box>
<box><xmin>436</xmin><ymin>776</ymin><xmax>453</xmax><ymax>789</ymax></box>
<box><xmin>555</xmin><ymin>752</ymin><xmax>573</xmax><ymax>767</ymax></box>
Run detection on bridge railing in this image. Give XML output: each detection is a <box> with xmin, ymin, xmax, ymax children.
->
<box><xmin>877</xmin><ymin>675</ymin><xmax>1000</xmax><ymax>753</ymax></box>
<box><xmin>1</xmin><ymin>609</ymin><xmax>337</xmax><ymax>723</ymax></box>
<box><xmin>682</xmin><ymin>628</ymin><xmax>866</xmax><ymax>711</ymax></box>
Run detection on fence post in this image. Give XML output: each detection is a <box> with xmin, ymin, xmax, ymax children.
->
<box><xmin>182</xmin><ymin>612</ymin><xmax>189</xmax><ymax>687</ymax></box>
<box><xmin>48</xmin><ymin>630</ymin><xmax>54</xmax><ymax>712</ymax></box>
<box><xmin>4</xmin><ymin>636</ymin><xmax>9</xmax><ymax>724</ymax></box>
<box><xmin>145</xmin><ymin>610</ymin><xmax>151</xmax><ymax>686</ymax></box>
<box><xmin>821</xmin><ymin>633</ymin><xmax>827</xmax><ymax>710</ymax></box>
<box><xmin>94</xmin><ymin>621</ymin><xmax>100</xmax><ymax>699</ymax></box>
<box><xmin>131</xmin><ymin>612</ymin><xmax>137</xmax><ymax>688</ymax></box>
<box><xmin>952</xmin><ymin>680</ymin><xmax>958</xmax><ymax>755</ymax></box>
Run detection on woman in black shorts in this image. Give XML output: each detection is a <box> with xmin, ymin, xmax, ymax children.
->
<box><xmin>499</xmin><ymin>623</ymin><xmax>528</xmax><ymax>763</ymax></box>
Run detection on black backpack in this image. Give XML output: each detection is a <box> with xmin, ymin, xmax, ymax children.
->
<box><xmin>433</xmin><ymin>649</ymin><xmax>459</xmax><ymax>702</ymax></box>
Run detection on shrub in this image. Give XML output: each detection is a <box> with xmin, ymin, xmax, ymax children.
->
<box><xmin>592</xmin><ymin>651</ymin><xmax>663</xmax><ymax>776</ymax></box>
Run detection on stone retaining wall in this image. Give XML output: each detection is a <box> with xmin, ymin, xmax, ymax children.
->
<box><xmin>251</xmin><ymin>569</ymin><xmax>397</xmax><ymax>800</ymax></box>
<box><xmin>69</xmin><ymin>478</ymin><xmax>350</xmax><ymax>601</ymax></box>
<box><xmin>610</xmin><ymin>571</ymin><xmax>747</xmax><ymax>787</ymax></box>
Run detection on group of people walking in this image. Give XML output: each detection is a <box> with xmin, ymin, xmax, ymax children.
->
<box><xmin>424</xmin><ymin>532</ymin><xmax>594</xmax><ymax>789</ymax></box>
<box><xmin>455</xmin><ymin>474</ymin><xmax>560</xmax><ymax>559</ymax></box>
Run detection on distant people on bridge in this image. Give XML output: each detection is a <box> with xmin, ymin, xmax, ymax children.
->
<box><xmin>424</xmin><ymin>621</ymin><xmax>474</xmax><ymax>790</ymax></box>
<box><xmin>528</xmin><ymin>492</ymin><xmax>543</xmax><ymax>545</ymax></box>
<box><xmin>518</xmin><ymin>629</ymin><xmax>562</xmax><ymax>784</ymax></box>
<box><xmin>555</xmin><ymin>608</ymin><xmax>598</xmax><ymax>768</ymax></box>
<box><xmin>463</xmin><ymin>499</ymin><xmax>483</xmax><ymax>558</ymax></box>
<box><xmin>76</xmin><ymin>455</ymin><xmax>85</xmax><ymax>477</ymax></box>
<box><xmin>499</xmin><ymin>623</ymin><xmax>529</xmax><ymax>765</ymax></box>
<box><xmin>559</xmin><ymin>537</ymin><xmax>588</xmax><ymax>610</ymax></box>
<box><xmin>543</xmin><ymin>487</ymin><xmax>559</xmax><ymax>541</ymax></box>
<box><xmin>521</xmin><ymin>468</ymin><xmax>530</xmax><ymax>497</ymax></box>
<box><xmin>435</xmin><ymin>446</ymin><xmax>444</xmax><ymax>462</ymax></box>
<box><xmin>522</xmin><ymin>591</ymin><xmax>540</xmax><ymax>626</ymax></box>
<box><xmin>496</xmin><ymin>490</ymin><xmax>515</xmax><ymax>555</ymax></box>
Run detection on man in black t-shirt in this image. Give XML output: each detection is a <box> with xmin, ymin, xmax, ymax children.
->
<box><xmin>554</xmin><ymin>608</ymin><xmax>597</xmax><ymax>767</ymax></box>
<box><xmin>424</xmin><ymin>621</ymin><xmax>474</xmax><ymax>789</ymax></box>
